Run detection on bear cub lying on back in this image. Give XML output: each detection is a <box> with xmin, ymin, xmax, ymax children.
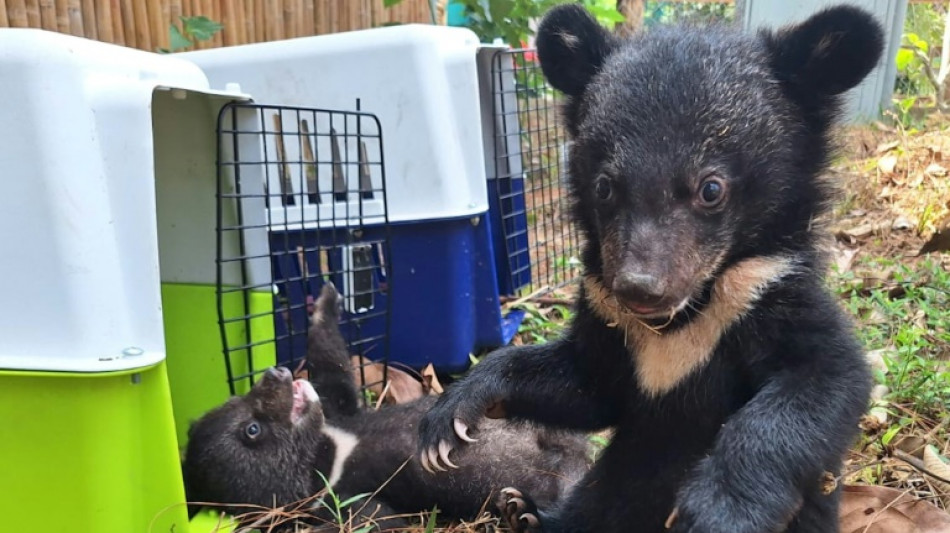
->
<box><xmin>182</xmin><ymin>284</ymin><xmax>591</xmax><ymax>531</ymax></box>
<box><xmin>418</xmin><ymin>4</ymin><xmax>884</xmax><ymax>533</ymax></box>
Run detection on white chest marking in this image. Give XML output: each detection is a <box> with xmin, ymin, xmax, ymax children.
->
<box><xmin>585</xmin><ymin>256</ymin><xmax>796</xmax><ymax>397</ymax></box>
<box><xmin>321</xmin><ymin>425</ymin><xmax>360</xmax><ymax>487</ymax></box>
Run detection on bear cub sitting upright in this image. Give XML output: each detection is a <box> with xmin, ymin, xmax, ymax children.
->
<box><xmin>417</xmin><ymin>3</ymin><xmax>884</xmax><ymax>533</ymax></box>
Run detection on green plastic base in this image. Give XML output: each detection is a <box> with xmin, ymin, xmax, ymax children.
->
<box><xmin>189</xmin><ymin>509</ymin><xmax>238</xmax><ymax>532</ymax></box>
<box><xmin>0</xmin><ymin>363</ymin><xmax>189</xmax><ymax>532</ymax></box>
<box><xmin>162</xmin><ymin>283</ymin><xmax>276</xmax><ymax>449</ymax></box>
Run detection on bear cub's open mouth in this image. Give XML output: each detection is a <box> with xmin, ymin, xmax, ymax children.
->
<box><xmin>291</xmin><ymin>378</ymin><xmax>319</xmax><ymax>425</ymax></box>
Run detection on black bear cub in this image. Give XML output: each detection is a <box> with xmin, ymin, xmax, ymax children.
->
<box><xmin>182</xmin><ymin>284</ymin><xmax>591</xmax><ymax>532</ymax></box>
<box><xmin>418</xmin><ymin>4</ymin><xmax>884</xmax><ymax>533</ymax></box>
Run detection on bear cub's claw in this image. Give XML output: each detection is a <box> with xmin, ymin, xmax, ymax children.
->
<box><xmin>497</xmin><ymin>487</ymin><xmax>543</xmax><ymax>533</ymax></box>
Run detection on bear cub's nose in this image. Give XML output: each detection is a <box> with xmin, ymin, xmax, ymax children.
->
<box><xmin>612</xmin><ymin>272</ymin><xmax>668</xmax><ymax>315</ymax></box>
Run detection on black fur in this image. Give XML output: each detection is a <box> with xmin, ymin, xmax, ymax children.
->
<box><xmin>307</xmin><ymin>283</ymin><xmax>360</xmax><ymax>419</ymax></box>
<box><xmin>181</xmin><ymin>284</ymin><xmax>591</xmax><ymax>531</ymax></box>
<box><xmin>418</xmin><ymin>4</ymin><xmax>884</xmax><ymax>533</ymax></box>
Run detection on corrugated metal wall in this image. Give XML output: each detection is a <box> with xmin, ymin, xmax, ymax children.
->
<box><xmin>740</xmin><ymin>0</ymin><xmax>908</xmax><ymax>123</ymax></box>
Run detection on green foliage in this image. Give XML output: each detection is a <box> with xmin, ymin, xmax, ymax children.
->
<box><xmin>159</xmin><ymin>16</ymin><xmax>223</xmax><ymax>53</ymax></box>
<box><xmin>313</xmin><ymin>470</ymin><xmax>374</xmax><ymax>531</ymax></box>
<box><xmin>514</xmin><ymin>302</ymin><xmax>573</xmax><ymax>344</ymax></box>
<box><xmin>454</xmin><ymin>0</ymin><xmax>623</xmax><ymax>47</ymax></box>
<box><xmin>888</xmin><ymin>95</ymin><xmax>922</xmax><ymax>130</ymax></box>
<box><xmin>833</xmin><ymin>257</ymin><xmax>950</xmax><ymax>417</ymax></box>
<box><xmin>643</xmin><ymin>1</ymin><xmax>734</xmax><ymax>28</ymax></box>
<box><xmin>423</xmin><ymin>507</ymin><xmax>440</xmax><ymax>533</ymax></box>
<box><xmin>895</xmin><ymin>3</ymin><xmax>946</xmax><ymax>98</ymax></box>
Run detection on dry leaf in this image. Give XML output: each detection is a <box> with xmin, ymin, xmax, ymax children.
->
<box><xmin>420</xmin><ymin>363</ymin><xmax>444</xmax><ymax>395</ymax></box>
<box><xmin>868</xmin><ymin>406</ymin><xmax>890</xmax><ymax>425</ymax></box>
<box><xmin>866</xmin><ymin>348</ymin><xmax>892</xmax><ymax>375</ymax></box>
<box><xmin>926</xmin><ymin>163</ymin><xmax>948</xmax><ymax>177</ymax></box>
<box><xmin>923</xmin><ymin>446</ymin><xmax>950</xmax><ymax>505</ymax></box>
<box><xmin>833</xmin><ymin>247</ymin><xmax>859</xmax><ymax>274</ymax></box>
<box><xmin>870</xmin><ymin>384</ymin><xmax>889</xmax><ymax>402</ymax></box>
<box><xmin>877</xmin><ymin>140</ymin><xmax>900</xmax><ymax>154</ymax></box>
<box><xmin>847</xmin><ymin>224</ymin><xmax>876</xmax><ymax>239</ymax></box>
<box><xmin>839</xmin><ymin>484</ymin><xmax>950</xmax><ymax>533</ymax></box>
<box><xmin>893</xmin><ymin>216</ymin><xmax>914</xmax><ymax>231</ymax></box>
<box><xmin>351</xmin><ymin>356</ymin><xmax>425</xmax><ymax>406</ymax></box>
<box><xmin>878</xmin><ymin>154</ymin><xmax>899</xmax><ymax>174</ymax></box>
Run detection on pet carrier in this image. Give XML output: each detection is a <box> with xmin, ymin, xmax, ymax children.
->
<box><xmin>0</xmin><ymin>20</ymin><xmax>584</xmax><ymax>533</ymax></box>
<box><xmin>0</xmin><ymin>27</ymin><xmax>393</xmax><ymax>533</ymax></box>
<box><xmin>182</xmin><ymin>24</ymin><xmax>538</xmax><ymax>373</ymax></box>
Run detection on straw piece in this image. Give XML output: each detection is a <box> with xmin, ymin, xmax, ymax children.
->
<box><xmin>300</xmin><ymin>119</ymin><xmax>320</xmax><ymax>204</ymax></box>
<box><xmin>271</xmin><ymin>113</ymin><xmax>296</xmax><ymax>206</ymax></box>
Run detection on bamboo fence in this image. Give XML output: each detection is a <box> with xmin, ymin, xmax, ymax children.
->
<box><xmin>0</xmin><ymin>0</ymin><xmax>437</xmax><ymax>52</ymax></box>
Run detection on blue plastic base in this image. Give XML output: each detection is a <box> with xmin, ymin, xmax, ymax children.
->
<box><xmin>269</xmin><ymin>211</ymin><xmax>525</xmax><ymax>374</ymax></box>
<box><xmin>487</xmin><ymin>176</ymin><xmax>532</xmax><ymax>296</ymax></box>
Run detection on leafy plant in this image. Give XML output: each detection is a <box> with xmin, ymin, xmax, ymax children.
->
<box><xmin>514</xmin><ymin>302</ymin><xmax>572</xmax><ymax>343</ymax></box>
<box><xmin>313</xmin><ymin>470</ymin><xmax>374</xmax><ymax>532</ymax></box>
<box><xmin>833</xmin><ymin>257</ymin><xmax>950</xmax><ymax>417</ymax></box>
<box><xmin>894</xmin><ymin>3</ymin><xmax>950</xmax><ymax>110</ymax></box>
<box><xmin>159</xmin><ymin>16</ymin><xmax>223</xmax><ymax>53</ymax></box>
<box><xmin>643</xmin><ymin>1</ymin><xmax>734</xmax><ymax>28</ymax></box>
<box><xmin>888</xmin><ymin>95</ymin><xmax>922</xmax><ymax>131</ymax></box>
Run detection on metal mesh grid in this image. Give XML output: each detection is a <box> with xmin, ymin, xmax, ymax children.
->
<box><xmin>215</xmin><ymin>101</ymin><xmax>391</xmax><ymax>401</ymax></box>
<box><xmin>490</xmin><ymin>48</ymin><xmax>583</xmax><ymax>298</ymax></box>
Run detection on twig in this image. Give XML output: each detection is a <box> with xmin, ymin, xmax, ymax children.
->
<box><xmin>861</xmin><ymin>486</ymin><xmax>919</xmax><ymax>533</ymax></box>
<box><xmin>501</xmin><ymin>285</ymin><xmax>551</xmax><ymax>310</ymax></box>
<box><xmin>499</xmin><ymin>295</ymin><xmax>575</xmax><ymax>307</ymax></box>
<box><xmin>893</xmin><ymin>449</ymin><xmax>950</xmax><ymax>486</ymax></box>
<box><xmin>902</xmin><ymin>44</ymin><xmax>947</xmax><ymax>111</ymax></box>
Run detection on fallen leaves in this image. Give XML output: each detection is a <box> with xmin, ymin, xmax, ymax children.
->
<box><xmin>351</xmin><ymin>357</ymin><xmax>444</xmax><ymax>407</ymax></box>
<box><xmin>839</xmin><ymin>485</ymin><xmax>950</xmax><ymax>533</ymax></box>
<box><xmin>923</xmin><ymin>446</ymin><xmax>950</xmax><ymax>507</ymax></box>
<box><xmin>879</xmin><ymin>153</ymin><xmax>899</xmax><ymax>175</ymax></box>
<box><xmin>834</xmin><ymin>122</ymin><xmax>950</xmax><ymax>259</ymax></box>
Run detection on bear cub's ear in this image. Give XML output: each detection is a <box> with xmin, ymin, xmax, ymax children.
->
<box><xmin>764</xmin><ymin>4</ymin><xmax>885</xmax><ymax>101</ymax></box>
<box><xmin>536</xmin><ymin>3</ymin><xmax>617</xmax><ymax>97</ymax></box>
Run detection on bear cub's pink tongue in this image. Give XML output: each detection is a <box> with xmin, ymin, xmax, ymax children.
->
<box><xmin>290</xmin><ymin>379</ymin><xmax>319</xmax><ymax>424</ymax></box>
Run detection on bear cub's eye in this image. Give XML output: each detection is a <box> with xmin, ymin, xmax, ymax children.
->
<box><xmin>594</xmin><ymin>178</ymin><xmax>612</xmax><ymax>201</ymax></box>
<box><xmin>696</xmin><ymin>175</ymin><xmax>727</xmax><ymax>207</ymax></box>
<box><xmin>245</xmin><ymin>421</ymin><xmax>262</xmax><ymax>440</ymax></box>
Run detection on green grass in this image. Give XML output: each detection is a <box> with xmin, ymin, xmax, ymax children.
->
<box><xmin>513</xmin><ymin>302</ymin><xmax>573</xmax><ymax>344</ymax></box>
<box><xmin>832</xmin><ymin>256</ymin><xmax>950</xmax><ymax>418</ymax></box>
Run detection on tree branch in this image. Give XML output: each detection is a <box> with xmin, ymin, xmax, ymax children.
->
<box><xmin>938</xmin><ymin>6</ymin><xmax>950</xmax><ymax>87</ymax></box>
<box><xmin>902</xmin><ymin>44</ymin><xmax>946</xmax><ymax>110</ymax></box>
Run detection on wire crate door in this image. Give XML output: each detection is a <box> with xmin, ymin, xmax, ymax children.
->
<box><xmin>489</xmin><ymin>49</ymin><xmax>584</xmax><ymax>298</ymax></box>
<box><xmin>215</xmin><ymin>102</ymin><xmax>392</xmax><ymax>398</ymax></box>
